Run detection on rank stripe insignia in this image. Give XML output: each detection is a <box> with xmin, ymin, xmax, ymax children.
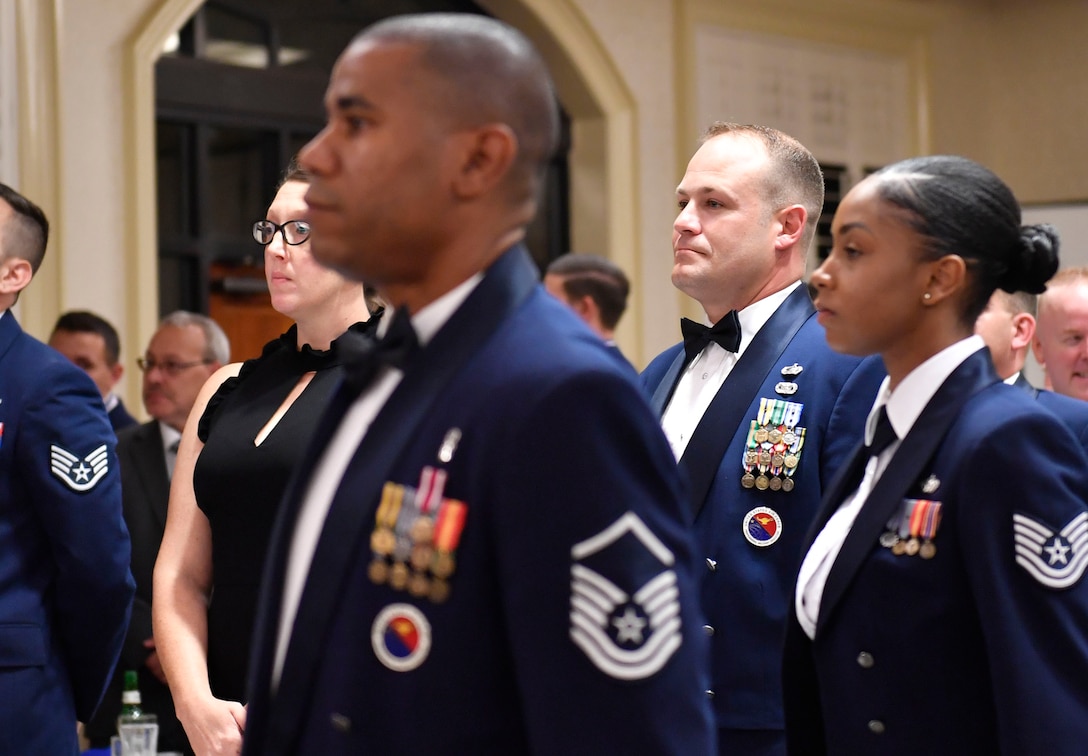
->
<box><xmin>571</xmin><ymin>511</ymin><xmax>675</xmax><ymax>565</ymax></box>
<box><xmin>569</xmin><ymin>512</ymin><xmax>682</xmax><ymax>680</ymax></box>
<box><xmin>570</xmin><ymin>566</ymin><xmax>682</xmax><ymax>680</ymax></box>
<box><xmin>50</xmin><ymin>444</ymin><xmax>109</xmax><ymax>492</ymax></box>
<box><xmin>1013</xmin><ymin>512</ymin><xmax>1088</xmax><ymax>589</ymax></box>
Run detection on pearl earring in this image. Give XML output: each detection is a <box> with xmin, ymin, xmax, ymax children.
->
<box><xmin>923</xmin><ymin>292</ymin><xmax>932</xmax><ymax>302</ymax></box>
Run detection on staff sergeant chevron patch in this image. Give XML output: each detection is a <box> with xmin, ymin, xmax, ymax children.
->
<box><xmin>50</xmin><ymin>444</ymin><xmax>110</xmax><ymax>492</ymax></box>
<box><xmin>1013</xmin><ymin>512</ymin><xmax>1088</xmax><ymax>589</ymax></box>
<box><xmin>569</xmin><ymin>512</ymin><xmax>682</xmax><ymax>681</ymax></box>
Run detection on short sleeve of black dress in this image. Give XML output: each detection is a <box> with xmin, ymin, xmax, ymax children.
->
<box><xmin>192</xmin><ymin>321</ymin><xmax>370</xmax><ymax>702</ymax></box>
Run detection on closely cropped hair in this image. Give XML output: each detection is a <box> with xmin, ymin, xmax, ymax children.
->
<box><xmin>869</xmin><ymin>155</ymin><xmax>1059</xmax><ymax>325</ymax></box>
<box><xmin>0</xmin><ymin>182</ymin><xmax>49</xmax><ymax>273</ymax></box>
<box><xmin>547</xmin><ymin>253</ymin><xmax>630</xmax><ymax>330</ymax></box>
<box><xmin>701</xmin><ymin>123</ymin><xmax>825</xmax><ymax>249</ymax></box>
<box><xmin>52</xmin><ymin>311</ymin><xmax>123</xmax><ymax>365</ymax></box>
<box><xmin>997</xmin><ymin>289</ymin><xmax>1038</xmax><ymax>319</ymax></box>
<box><xmin>159</xmin><ymin>311</ymin><xmax>231</xmax><ymax>364</ymax></box>
<box><xmin>356</xmin><ymin>13</ymin><xmax>559</xmax><ymax>206</ymax></box>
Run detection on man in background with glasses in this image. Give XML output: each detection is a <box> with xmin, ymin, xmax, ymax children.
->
<box><xmin>136</xmin><ymin>311</ymin><xmax>230</xmax><ymax>462</ymax></box>
<box><xmin>82</xmin><ymin>311</ymin><xmax>229</xmax><ymax>752</ymax></box>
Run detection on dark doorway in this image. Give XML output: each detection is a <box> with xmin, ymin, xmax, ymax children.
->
<box><xmin>156</xmin><ymin>0</ymin><xmax>571</xmax><ymax>360</ymax></box>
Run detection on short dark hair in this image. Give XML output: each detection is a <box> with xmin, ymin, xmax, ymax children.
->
<box><xmin>51</xmin><ymin>310</ymin><xmax>123</xmax><ymax>365</ymax></box>
<box><xmin>701</xmin><ymin>123</ymin><xmax>825</xmax><ymax>250</ymax></box>
<box><xmin>355</xmin><ymin>13</ymin><xmax>559</xmax><ymax>207</ymax></box>
<box><xmin>868</xmin><ymin>155</ymin><xmax>1058</xmax><ymax>325</ymax></box>
<box><xmin>994</xmin><ymin>289</ymin><xmax>1037</xmax><ymax>318</ymax></box>
<box><xmin>0</xmin><ymin>182</ymin><xmax>49</xmax><ymax>273</ymax></box>
<box><xmin>546</xmin><ymin>253</ymin><xmax>630</xmax><ymax>330</ymax></box>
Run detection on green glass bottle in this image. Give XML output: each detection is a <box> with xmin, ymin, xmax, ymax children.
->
<box><xmin>117</xmin><ymin>669</ymin><xmax>157</xmax><ymax>730</ymax></box>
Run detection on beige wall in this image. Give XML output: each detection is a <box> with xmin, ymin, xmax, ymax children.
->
<box><xmin>575</xmin><ymin>0</ymin><xmax>683</xmax><ymax>361</ymax></box>
<box><xmin>10</xmin><ymin>0</ymin><xmax>1088</xmax><ymax>390</ymax></box>
<box><xmin>930</xmin><ymin>0</ymin><xmax>1088</xmax><ymax>204</ymax></box>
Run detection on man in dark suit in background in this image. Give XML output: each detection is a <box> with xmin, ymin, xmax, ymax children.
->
<box><xmin>975</xmin><ymin>288</ymin><xmax>1088</xmax><ymax>443</ymax></box>
<box><xmin>0</xmin><ymin>182</ymin><xmax>134</xmax><ymax>754</ymax></box>
<box><xmin>49</xmin><ymin>310</ymin><xmax>139</xmax><ymax>432</ymax></box>
<box><xmin>242</xmin><ymin>13</ymin><xmax>714</xmax><ymax>755</ymax></box>
<box><xmin>544</xmin><ymin>252</ymin><xmax>632</xmax><ymax>364</ymax></box>
<box><xmin>83</xmin><ymin>311</ymin><xmax>228</xmax><ymax>752</ymax></box>
<box><xmin>640</xmin><ymin>123</ymin><xmax>883</xmax><ymax>756</ymax></box>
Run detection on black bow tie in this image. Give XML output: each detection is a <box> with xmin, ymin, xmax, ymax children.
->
<box><xmin>341</xmin><ymin>307</ymin><xmax>419</xmax><ymax>395</ymax></box>
<box><xmin>681</xmin><ymin>311</ymin><xmax>742</xmax><ymax>363</ymax></box>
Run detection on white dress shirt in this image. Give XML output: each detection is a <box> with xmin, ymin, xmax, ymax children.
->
<box><xmin>794</xmin><ymin>335</ymin><xmax>986</xmax><ymax>639</ymax></box>
<box><xmin>158</xmin><ymin>421</ymin><xmax>181</xmax><ymax>479</ymax></box>
<box><xmin>661</xmin><ymin>282</ymin><xmax>800</xmax><ymax>460</ymax></box>
<box><xmin>273</xmin><ymin>274</ymin><xmax>482</xmax><ymax>687</ymax></box>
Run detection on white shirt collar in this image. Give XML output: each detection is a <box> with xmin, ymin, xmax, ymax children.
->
<box><xmin>732</xmin><ymin>281</ymin><xmax>801</xmax><ymax>359</ymax></box>
<box><xmin>1004</xmin><ymin>371</ymin><xmax>1020</xmax><ymax>386</ymax></box>
<box><xmin>158</xmin><ymin>421</ymin><xmax>181</xmax><ymax>453</ymax></box>
<box><xmin>376</xmin><ymin>273</ymin><xmax>484</xmax><ymax>347</ymax></box>
<box><xmin>867</xmin><ymin>334</ymin><xmax>987</xmax><ymax>443</ymax></box>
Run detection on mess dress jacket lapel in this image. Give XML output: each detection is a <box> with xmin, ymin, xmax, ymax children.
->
<box><xmin>243</xmin><ymin>246</ymin><xmax>716</xmax><ymax>755</ymax></box>
<box><xmin>639</xmin><ymin>286</ymin><xmax>884</xmax><ymax>737</ymax></box>
<box><xmin>784</xmin><ymin>349</ymin><xmax>1088</xmax><ymax>755</ymax></box>
<box><xmin>0</xmin><ymin>312</ymin><xmax>134</xmax><ymax>754</ymax></box>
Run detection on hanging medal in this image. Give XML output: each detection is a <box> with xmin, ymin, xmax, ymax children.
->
<box><xmin>919</xmin><ymin>500</ymin><xmax>942</xmax><ymax>558</ymax></box>
<box><xmin>429</xmin><ymin>498</ymin><xmax>468</xmax><ymax>603</ymax></box>
<box><xmin>766</xmin><ymin>400</ymin><xmax>786</xmax><ymax>490</ymax></box>
<box><xmin>368</xmin><ymin>482</ymin><xmax>405</xmax><ymax>585</ymax></box>
<box><xmin>781</xmin><ymin>401</ymin><xmax>805</xmax><ymax>493</ymax></box>
<box><xmin>389</xmin><ymin>487</ymin><xmax>421</xmax><ymax>590</ymax></box>
<box><xmin>781</xmin><ymin>427</ymin><xmax>803</xmax><ymax>492</ymax></box>
<box><xmin>756</xmin><ymin>400</ymin><xmax>774</xmax><ymax>490</ymax></box>
<box><xmin>408</xmin><ymin>466</ymin><xmax>448</xmax><ymax>597</ymax></box>
<box><xmin>754</xmin><ymin>398</ymin><xmax>772</xmax><ymax>444</ymax></box>
<box><xmin>741</xmin><ymin>421</ymin><xmax>758</xmax><ymax>489</ymax></box>
<box><xmin>889</xmin><ymin>499</ymin><xmax>913</xmax><ymax>555</ymax></box>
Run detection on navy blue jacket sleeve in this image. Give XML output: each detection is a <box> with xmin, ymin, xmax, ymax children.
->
<box><xmin>20</xmin><ymin>360</ymin><xmax>135</xmax><ymax>719</ymax></box>
<box><xmin>956</xmin><ymin>409</ymin><xmax>1088</xmax><ymax>754</ymax></box>
<box><xmin>489</xmin><ymin>367</ymin><xmax>716</xmax><ymax>754</ymax></box>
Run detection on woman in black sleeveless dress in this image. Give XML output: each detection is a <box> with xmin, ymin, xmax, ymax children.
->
<box><xmin>154</xmin><ymin>161</ymin><xmax>375</xmax><ymax>756</ymax></box>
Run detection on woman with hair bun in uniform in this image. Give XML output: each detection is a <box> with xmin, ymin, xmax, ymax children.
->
<box><xmin>784</xmin><ymin>155</ymin><xmax>1088</xmax><ymax>755</ymax></box>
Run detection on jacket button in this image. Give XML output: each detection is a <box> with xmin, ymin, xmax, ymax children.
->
<box><xmin>868</xmin><ymin>720</ymin><xmax>885</xmax><ymax>735</ymax></box>
<box><xmin>706</xmin><ymin>558</ymin><xmax>718</xmax><ymax>572</ymax></box>
<box><xmin>856</xmin><ymin>651</ymin><xmax>875</xmax><ymax>668</ymax></box>
<box><xmin>330</xmin><ymin>713</ymin><xmax>352</xmax><ymax>733</ymax></box>
<box><xmin>705</xmin><ymin>689</ymin><xmax>715</xmax><ymax>699</ymax></box>
<box><xmin>703</xmin><ymin>624</ymin><xmax>715</xmax><ymax>637</ymax></box>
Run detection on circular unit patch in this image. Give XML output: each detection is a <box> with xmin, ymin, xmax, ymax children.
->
<box><xmin>743</xmin><ymin>506</ymin><xmax>783</xmax><ymax>547</ymax></box>
<box><xmin>371</xmin><ymin>603</ymin><xmax>432</xmax><ymax>672</ymax></box>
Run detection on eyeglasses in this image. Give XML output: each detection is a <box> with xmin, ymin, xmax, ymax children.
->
<box><xmin>136</xmin><ymin>357</ymin><xmax>213</xmax><ymax>377</ymax></box>
<box><xmin>252</xmin><ymin>219</ymin><xmax>311</xmax><ymax>246</ymax></box>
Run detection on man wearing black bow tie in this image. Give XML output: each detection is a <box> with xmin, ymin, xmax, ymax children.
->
<box><xmin>240</xmin><ymin>13</ymin><xmax>715</xmax><ymax>755</ymax></box>
<box><xmin>640</xmin><ymin>123</ymin><xmax>883</xmax><ymax>756</ymax></box>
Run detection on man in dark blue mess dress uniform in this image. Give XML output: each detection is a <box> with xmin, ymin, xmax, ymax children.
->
<box><xmin>241</xmin><ymin>14</ymin><xmax>716</xmax><ymax>756</ymax></box>
<box><xmin>0</xmin><ymin>182</ymin><xmax>134</xmax><ymax>754</ymax></box>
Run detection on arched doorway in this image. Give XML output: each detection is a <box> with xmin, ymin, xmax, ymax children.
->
<box><xmin>154</xmin><ymin>0</ymin><xmax>573</xmax><ymax>360</ymax></box>
<box><xmin>126</xmin><ymin>0</ymin><xmax>638</xmax><ymax>365</ymax></box>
